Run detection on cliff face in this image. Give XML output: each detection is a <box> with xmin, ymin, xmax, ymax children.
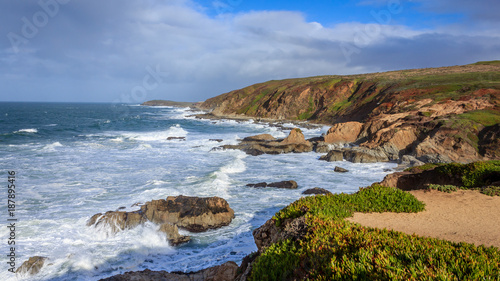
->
<box><xmin>201</xmin><ymin>62</ymin><xmax>500</xmax><ymax>162</ymax></box>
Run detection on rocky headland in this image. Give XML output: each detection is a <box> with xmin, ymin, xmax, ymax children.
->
<box><xmin>199</xmin><ymin>61</ymin><xmax>500</xmax><ymax>164</ymax></box>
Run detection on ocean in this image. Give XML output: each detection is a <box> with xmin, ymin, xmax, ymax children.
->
<box><xmin>0</xmin><ymin>102</ymin><xmax>396</xmax><ymax>280</ymax></box>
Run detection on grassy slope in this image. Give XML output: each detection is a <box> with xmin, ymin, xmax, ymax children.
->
<box><xmin>249</xmin><ymin>161</ymin><xmax>500</xmax><ymax>280</ymax></box>
<box><xmin>201</xmin><ymin>61</ymin><xmax>500</xmax><ymax>124</ymax></box>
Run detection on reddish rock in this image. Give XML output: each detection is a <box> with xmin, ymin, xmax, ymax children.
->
<box><xmin>324</xmin><ymin>122</ymin><xmax>363</xmax><ymax>143</ymax></box>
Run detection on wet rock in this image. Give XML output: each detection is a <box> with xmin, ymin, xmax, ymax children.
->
<box><xmin>88</xmin><ymin>196</ymin><xmax>234</xmax><ymax>237</ymax></box>
<box><xmin>141</xmin><ymin>195</ymin><xmax>235</xmax><ymax>232</ymax></box>
<box><xmin>16</xmin><ymin>256</ymin><xmax>47</xmax><ymax>276</ymax></box>
<box><xmin>99</xmin><ymin>261</ymin><xmax>238</xmax><ymax>281</ymax></box>
<box><xmin>334</xmin><ymin>166</ymin><xmax>349</xmax><ymax>173</ymax></box>
<box><xmin>417</xmin><ymin>154</ymin><xmax>453</xmax><ymax>164</ymax></box>
<box><xmin>319</xmin><ymin>150</ymin><xmax>343</xmax><ymax>162</ymax></box>
<box><xmin>159</xmin><ymin>223</ymin><xmax>191</xmax><ymax>246</ymax></box>
<box><xmin>209</xmin><ymin>139</ymin><xmax>223</xmax><ymax>142</ymax></box>
<box><xmin>87</xmin><ymin>211</ymin><xmax>145</xmax><ymax>233</ymax></box>
<box><xmin>166</xmin><ymin>137</ymin><xmax>186</xmax><ymax>141</ymax></box>
<box><xmin>246</xmin><ymin>182</ymin><xmax>268</xmax><ymax>188</ymax></box>
<box><xmin>302</xmin><ymin>187</ymin><xmax>332</xmax><ymax>195</ymax></box>
<box><xmin>267</xmin><ymin>180</ymin><xmax>298</xmax><ymax>189</ymax></box>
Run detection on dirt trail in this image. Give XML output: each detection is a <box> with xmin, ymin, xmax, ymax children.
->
<box><xmin>347</xmin><ymin>189</ymin><xmax>500</xmax><ymax>248</ymax></box>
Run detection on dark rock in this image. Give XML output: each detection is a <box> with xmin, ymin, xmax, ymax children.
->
<box><xmin>99</xmin><ymin>261</ymin><xmax>238</xmax><ymax>281</ymax></box>
<box><xmin>302</xmin><ymin>187</ymin><xmax>332</xmax><ymax>195</ymax></box>
<box><xmin>267</xmin><ymin>180</ymin><xmax>298</xmax><ymax>189</ymax></box>
<box><xmin>167</xmin><ymin>137</ymin><xmax>186</xmax><ymax>141</ymax></box>
<box><xmin>379</xmin><ymin>168</ymin><xmax>462</xmax><ymax>190</ymax></box>
<box><xmin>141</xmin><ymin>195</ymin><xmax>235</xmax><ymax>232</ymax></box>
<box><xmin>16</xmin><ymin>256</ymin><xmax>47</xmax><ymax>276</ymax></box>
<box><xmin>334</xmin><ymin>166</ymin><xmax>349</xmax><ymax>173</ymax></box>
<box><xmin>479</xmin><ymin>124</ymin><xmax>500</xmax><ymax>159</ymax></box>
<box><xmin>159</xmin><ymin>223</ymin><xmax>191</xmax><ymax>246</ymax></box>
<box><xmin>253</xmin><ymin>216</ymin><xmax>308</xmax><ymax>253</ymax></box>
<box><xmin>209</xmin><ymin>139</ymin><xmax>223</xmax><ymax>142</ymax></box>
<box><xmin>246</xmin><ymin>182</ymin><xmax>268</xmax><ymax>188</ymax></box>
<box><xmin>319</xmin><ymin>150</ymin><xmax>343</xmax><ymax>162</ymax></box>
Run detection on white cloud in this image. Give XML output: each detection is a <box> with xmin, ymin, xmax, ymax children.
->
<box><xmin>0</xmin><ymin>0</ymin><xmax>499</xmax><ymax>102</ymax></box>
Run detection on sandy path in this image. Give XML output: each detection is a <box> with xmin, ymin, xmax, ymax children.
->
<box><xmin>346</xmin><ymin>189</ymin><xmax>500</xmax><ymax>249</ymax></box>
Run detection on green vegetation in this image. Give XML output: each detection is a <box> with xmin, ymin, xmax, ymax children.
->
<box><xmin>298</xmin><ymin>96</ymin><xmax>316</xmax><ymax>120</ymax></box>
<box><xmin>481</xmin><ymin>186</ymin><xmax>500</xmax><ymax>196</ymax></box>
<box><xmin>435</xmin><ymin>161</ymin><xmax>500</xmax><ymax>188</ymax></box>
<box><xmin>250</xmin><ymin>184</ymin><xmax>500</xmax><ymax>280</ymax></box>
<box><xmin>459</xmin><ymin>110</ymin><xmax>500</xmax><ymax>127</ymax></box>
<box><xmin>472</xmin><ymin>60</ymin><xmax>500</xmax><ymax>66</ymax></box>
<box><xmin>427</xmin><ymin>184</ymin><xmax>464</xmax><ymax>193</ymax></box>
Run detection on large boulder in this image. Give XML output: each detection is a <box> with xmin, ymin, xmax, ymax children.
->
<box><xmin>99</xmin><ymin>261</ymin><xmax>239</xmax><ymax>281</ymax></box>
<box><xmin>302</xmin><ymin>187</ymin><xmax>332</xmax><ymax>195</ymax></box>
<box><xmin>343</xmin><ymin>147</ymin><xmax>390</xmax><ymax>163</ymax></box>
<box><xmin>141</xmin><ymin>196</ymin><xmax>235</xmax><ymax>232</ymax></box>
<box><xmin>319</xmin><ymin>150</ymin><xmax>343</xmax><ymax>162</ymax></box>
<box><xmin>16</xmin><ymin>256</ymin><xmax>48</xmax><ymax>276</ymax></box>
<box><xmin>88</xmin><ymin>196</ymin><xmax>235</xmax><ymax>242</ymax></box>
<box><xmin>324</xmin><ymin>122</ymin><xmax>363</xmax><ymax>143</ymax></box>
<box><xmin>334</xmin><ymin>166</ymin><xmax>349</xmax><ymax>173</ymax></box>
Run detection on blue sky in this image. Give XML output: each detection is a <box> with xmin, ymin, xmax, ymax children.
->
<box><xmin>0</xmin><ymin>0</ymin><xmax>499</xmax><ymax>102</ymax></box>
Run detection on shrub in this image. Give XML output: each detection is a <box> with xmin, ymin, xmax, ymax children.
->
<box><xmin>251</xmin><ymin>183</ymin><xmax>500</xmax><ymax>280</ymax></box>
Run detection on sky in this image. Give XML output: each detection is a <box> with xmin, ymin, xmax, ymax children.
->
<box><xmin>1</xmin><ymin>0</ymin><xmax>499</xmax><ymax>103</ymax></box>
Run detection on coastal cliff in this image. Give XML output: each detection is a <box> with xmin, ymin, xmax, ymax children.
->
<box><xmin>200</xmin><ymin>61</ymin><xmax>500</xmax><ymax>163</ymax></box>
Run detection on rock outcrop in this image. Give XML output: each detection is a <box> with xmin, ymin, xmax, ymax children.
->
<box><xmin>16</xmin><ymin>256</ymin><xmax>48</xmax><ymax>276</ymax></box>
<box><xmin>246</xmin><ymin>180</ymin><xmax>298</xmax><ymax>189</ymax></box>
<box><xmin>88</xmin><ymin>195</ymin><xmax>235</xmax><ymax>244</ymax></box>
<box><xmin>141</xmin><ymin>195</ymin><xmax>235</xmax><ymax>232</ymax></box>
<box><xmin>253</xmin><ymin>216</ymin><xmax>308</xmax><ymax>253</ymax></box>
<box><xmin>199</xmin><ymin>62</ymin><xmax>500</xmax><ymax>164</ymax></box>
<box><xmin>302</xmin><ymin>187</ymin><xmax>332</xmax><ymax>195</ymax></box>
<box><xmin>379</xmin><ymin>168</ymin><xmax>462</xmax><ymax>190</ymax></box>
<box><xmin>222</xmin><ymin>129</ymin><xmax>313</xmax><ymax>155</ymax></box>
<box><xmin>99</xmin><ymin>261</ymin><xmax>238</xmax><ymax>281</ymax></box>
<box><xmin>324</xmin><ymin>122</ymin><xmax>363</xmax><ymax>143</ymax></box>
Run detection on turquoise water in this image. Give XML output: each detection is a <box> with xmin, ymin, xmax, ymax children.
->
<box><xmin>0</xmin><ymin>102</ymin><xmax>396</xmax><ymax>280</ymax></box>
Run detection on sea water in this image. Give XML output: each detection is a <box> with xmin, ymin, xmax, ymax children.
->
<box><xmin>0</xmin><ymin>102</ymin><xmax>396</xmax><ymax>280</ymax></box>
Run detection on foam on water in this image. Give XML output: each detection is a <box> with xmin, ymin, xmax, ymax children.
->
<box><xmin>0</xmin><ymin>103</ymin><xmax>397</xmax><ymax>281</ymax></box>
<box><xmin>14</xmin><ymin>128</ymin><xmax>38</xmax><ymax>134</ymax></box>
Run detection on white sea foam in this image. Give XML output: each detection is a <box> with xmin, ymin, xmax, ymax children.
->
<box><xmin>15</xmin><ymin>128</ymin><xmax>38</xmax><ymax>133</ymax></box>
<box><xmin>122</xmin><ymin>125</ymin><xmax>188</xmax><ymax>142</ymax></box>
<box><xmin>42</xmin><ymin>141</ymin><xmax>64</xmax><ymax>151</ymax></box>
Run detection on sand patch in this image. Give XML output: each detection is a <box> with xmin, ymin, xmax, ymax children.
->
<box><xmin>347</xmin><ymin>189</ymin><xmax>500</xmax><ymax>249</ymax></box>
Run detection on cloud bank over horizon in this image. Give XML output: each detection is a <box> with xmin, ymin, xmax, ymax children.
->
<box><xmin>1</xmin><ymin>0</ymin><xmax>499</xmax><ymax>102</ymax></box>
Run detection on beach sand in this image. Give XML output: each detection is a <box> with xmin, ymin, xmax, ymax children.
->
<box><xmin>347</xmin><ymin>189</ymin><xmax>500</xmax><ymax>249</ymax></box>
